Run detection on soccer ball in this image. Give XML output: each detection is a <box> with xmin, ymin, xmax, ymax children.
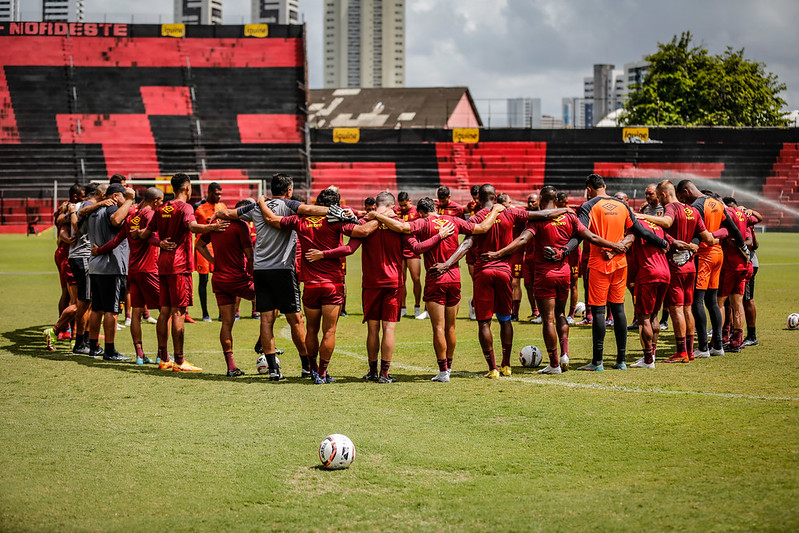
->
<box><xmin>319</xmin><ymin>434</ymin><xmax>355</xmax><ymax>470</ymax></box>
<box><xmin>256</xmin><ymin>355</ymin><xmax>279</xmax><ymax>374</ymax></box>
<box><xmin>787</xmin><ymin>313</ymin><xmax>799</xmax><ymax>330</ymax></box>
<box><xmin>519</xmin><ymin>345</ymin><xmax>543</xmax><ymax>368</ymax></box>
<box><xmin>575</xmin><ymin>301</ymin><xmax>586</xmax><ymax>317</ymax></box>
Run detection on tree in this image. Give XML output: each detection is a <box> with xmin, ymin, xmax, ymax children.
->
<box><xmin>622</xmin><ymin>32</ymin><xmax>787</xmax><ymax>127</ymax></box>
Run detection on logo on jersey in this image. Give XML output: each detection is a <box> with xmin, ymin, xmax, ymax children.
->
<box><xmin>602</xmin><ymin>202</ymin><xmax>619</xmax><ymax>213</ymax></box>
<box><xmin>550</xmin><ymin>214</ymin><xmax>567</xmax><ymax>226</ymax></box>
<box><xmin>684</xmin><ymin>207</ymin><xmax>694</xmax><ymax>220</ymax></box>
<box><xmin>305</xmin><ymin>216</ymin><xmax>324</xmax><ymax>228</ymax></box>
<box><xmin>161</xmin><ymin>204</ymin><xmax>174</xmax><ymax>218</ymax></box>
<box><xmin>130</xmin><ymin>215</ymin><xmax>141</xmax><ymax>229</ymax></box>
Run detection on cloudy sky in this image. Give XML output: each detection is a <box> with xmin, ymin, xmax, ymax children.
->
<box><xmin>60</xmin><ymin>0</ymin><xmax>799</xmax><ymax>118</ymax></box>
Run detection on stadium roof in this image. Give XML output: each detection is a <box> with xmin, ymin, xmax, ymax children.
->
<box><xmin>309</xmin><ymin>87</ymin><xmax>482</xmax><ymax>129</ymax></box>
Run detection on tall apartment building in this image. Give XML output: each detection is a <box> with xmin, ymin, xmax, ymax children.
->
<box><xmin>507</xmin><ymin>98</ymin><xmax>541</xmax><ymax>128</ymax></box>
<box><xmin>623</xmin><ymin>60</ymin><xmax>650</xmax><ymax>95</ymax></box>
<box><xmin>0</xmin><ymin>0</ymin><xmax>19</xmax><ymax>22</ymax></box>
<box><xmin>252</xmin><ymin>0</ymin><xmax>299</xmax><ymax>24</ymax></box>
<box><xmin>175</xmin><ymin>0</ymin><xmax>223</xmax><ymax>25</ymax></box>
<box><xmin>324</xmin><ymin>0</ymin><xmax>405</xmax><ymax>89</ymax></box>
<box><xmin>42</xmin><ymin>0</ymin><xmax>84</xmax><ymax>22</ymax></box>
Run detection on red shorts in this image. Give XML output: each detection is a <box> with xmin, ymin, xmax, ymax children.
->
<box><xmin>59</xmin><ymin>256</ymin><xmax>74</xmax><ymax>287</ymax></box>
<box><xmin>509</xmin><ymin>252</ymin><xmax>524</xmax><ymax>279</ymax></box>
<box><xmin>303</xmin><ymin>283</ymin><xmax>345</xmax><ymax>309</ymax></box>
<box><xmin>522</xmin><ymin>259</ymin><xmax>535</xmax><ymax>286</ymax></box>
<box><xmin>129</xmin><ymin>271</ymin><xmax>160</xmax><ymax>309</ymax></box>
<box><xmin>719</xmin><ymin>268</ymin><xmax>749</xmax><ymax>297</ymax></box>
<box><xmin>534</xmin><ymin>275</ymin><xmax>570</xmax><ymax>302</ymax></box>
<box><xmin>587</xmin><ymin>268</ymin><xmax>627</xmax><ymax>306</ymax></box>
<box><xmin>159</xmin><ymin>273</ymin><xmax>193</xmax><ymax>309</ymax></box>
<box><xmin>634</xmin><ymin>280</ymin><xmax>669</xmax><ymax>316</ymax></box>
<box><xmin>473</xmin><ymin>269</ymin><xmax>513</xmax><ymax>321</ymax></box>
<box><xmin>665</xmin><ymin>271</ymin><xmax>696</xmax><ymax>307</ymax></box>
<box><xmin>362</xmin><ymin>287</ymin><xmax>400</xmax><ymax>322</ymax></box>
<box><xmin>423</xmin><ymin>282</ymin><xmax>461</xmax><ymax>307</ymax></box>
<box><xmin>213</xmin><ymin>275</ymin><xmax>255</xmax><ymax>306</ymax></box>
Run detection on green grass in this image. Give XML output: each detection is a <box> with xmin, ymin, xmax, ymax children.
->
<box><xmin>1</xmin><ymin>229</ymin><xmax>798</xmax><ymax>531</ymax></box>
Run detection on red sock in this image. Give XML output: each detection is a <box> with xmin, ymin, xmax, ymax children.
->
<box><xmin>483</xmin><ymin>348</ymin><xmax>497</xmax><ymax>370</ymax></box>
<box><xmin>446</xmin><ymin>357</ymin><xmax>453</xmax><ymax>371</ymax></box>
<box><xmin>643</xmin><ymin>346</ymin><xmax>654</xmax><ymax>365</ymax></box>
<box><xmin>547</xmin><ymin>348</ymin><xmax>559</xmax><ymax>368</ymax></box>
<box><xmin>686</xmin><ymin>334</ymin><xmax>694</xmax><ymax>355</ymax></box>
<box><xmin>437</xmin><ymin>359</ymin><xmax>447</xmax><ymax>372</ymax></box>
<box><xmin>380</xmin><ymin>359</ymin><xmax>391</xmax><ymax>378</ymax></box>
<box><xmin>223</xmin><ymin>351</ymin><xmax>236</xmax><ymax>371</ymax></box>
<box><xmin>652</xmin><ymin>339</ymin><xmax>658</xmax><ymax>354</ymax></box>
<box><xmin>369</xmin><ymin>360</ymin><xmax>378</xmax><ymax>374</ymax></box>
<box><xmin>174</xmin><ymin>353</ymin><xmax>184</xmax><ymax>365</ymax></box>
<box><xmin>158</xmin><ymin>346</ymin><xmax>168</xmax><ymax>362</ymax></box>
<box><xmin>501</xmin><ymin>344</ymin><xmax>512</xmax><ymax>367</ymax></box>
<box><xmin>559</xmin><ymin>335</ymin><xmax>569</xmax><ymax>357</ymax></box>
<box><xmin>732</xmin><ymin>328</ymin><xmax>744</xmax><ymax>348</ymax></box>
<box><xmin>134</xmin><ymin>342</ymin><xmax>144</xmax><ymax>359</ymax></box>
<box><xmin>512</xmin><ymin>300</ymin><xmax>520</xmax><ymax>315</ymax></box>
<box><xmin>722</xmin><ymin>327</ymin><xmax>731</xmax><ymax>344</ymax></box>
<box><xmin>318</xmin><ymin>358</ymin><xmax>330</xmax><ymax>377</ymax></box>
<box><xmin>675</xmin><ymin>337</ymin><xmax>686</xmax><ymax>357</ymax></box>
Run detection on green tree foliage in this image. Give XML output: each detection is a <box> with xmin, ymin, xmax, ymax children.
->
<box><xmin>622</xmin><ymin>32</ymin><xmax>787</xmax><ymax>126</ymax></box>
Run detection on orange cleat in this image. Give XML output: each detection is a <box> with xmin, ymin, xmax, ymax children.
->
<box><xmin>662</xmin><ymin>354</ymin><xmax>690</xmax><ymax>364</ymax></box>
<box><xmin>173</xmin><ymin>360</ymin><xmax>203</xmax><ymax>372</ymax></box>
<box><xmin>158</xmin><ymin>360</ymin><xmax>174</xmax><ymax>370</ymax></box>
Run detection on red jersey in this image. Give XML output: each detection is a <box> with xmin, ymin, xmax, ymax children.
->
<box><xmin>469</xmin><ymin>207</ymin><xmax>529</xmax><ymax>274</ymax></box>
<box><xmin>280</xmin><ymin>214</ymin><xmax>347</xmax><ymax>285</ymax></box>
<box><xmin>663</xmin><ymin>202</ymin><xmax>707</xmax><ymax>274</ymax></box>
<box><xmin>465</xmin><ymin>200</ymin><xmax>480</xmax><ymax>218</ymax></box>
<box><xmin>436</xmin><ymin>200</ymin><xmax>464</xmax><ymax>218</ymax></box>
<box><xmin>721</xmin><ymin>207</ymin><xmax>757</xmax><ymax>272</ymax></box>
<box><xmin>526</xmin><ymin>213</ymin><xmax>586</xmax><ymax>278</ymax></box>
<box><xmin>408</xmin><ymin>215</ymin><xmax>475</xmax><ymax>285</ymax></box>
<box><xmin>395</xmin><ymin>205</ymin><xmax>421</xmax><ymax>259</ymax></box>
<box><xmin>127</xmin><ymin>206</ymin><xmax>158</xmax><ymax>275</ymax></box>
<box><xmin>147</xmin><ymin>199</ymin><xmax>196</xmax><ymax>275</ymax></box>
<box><xmin>632</xmin><ymin>221</ymin><xmax>671</xmax><ymax>284</ymax></box>
<box><xmin>200</xmin><ymin>220</ymin><xmax>252</xmax><ymax>283</ymax></box>
<box><xmin>349</xmin><ymin>219</ymin><xmax>405</xmax><ymax>289</ymax></box>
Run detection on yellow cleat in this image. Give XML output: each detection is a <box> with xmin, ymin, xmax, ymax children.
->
<box><xmin>158</xmin><ymin>360</ymin><xmax>174</xmax><ymax>370</ymax></box>
<box><xmin>500</xmin><ymin>365</ymin><xmax>512</xmax><ymax>377</ymax></box>
<box><xmin>485</xmin><ymin>368</ymin><xmax>500</xmax><ymax>379</ymax></box>
<box><xmin>173</xmin><ymin>360</ymin><xmax>203</xmax><ymax>372</ymax></box>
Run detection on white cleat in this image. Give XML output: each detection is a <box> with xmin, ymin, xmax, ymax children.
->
<box><xmin>630</xmin><ymin>357</ymin><xmax>655</xmax><ymax>369</ymax></box>
<box><xmin>116</xmin><ymin>323</ymin><xmax>125</xmax><ymax>330</ymax></box>
<box><xmin>124</xmin><ymin>317</ymin><xmax>132</xmax><ymax>327</ymax></box>
<box><xmin>560</xmin><ymin>354</ymin><xmax>569</xmax><ymax>372</ymax></box>
<box><xmin>400</xmin><ymin>307</ymin><xmax>408</xmax><ymax>318</ymax></box>
<box><xmin>144</xmin><ymin>316</ymin><xmax>158</xmax><ymax>324</ymax></box>
<box><xmin>468</xmin><ymin>299</ymin><xmax>476</xmax><ymax>320</ymax></box>
<box><xmin>710</xmin><ymin>347</ymin><xmax>725</xmax><ymax>357</ymax></box>
<box><xmin>538</xmin><ymin>364</ymin><xmax>562</xmax><ymax>375</ymax></box>
<box><xmin>431</xmin><ymin>371</ymin><xmax>450</xmax><ymax>382</ymax></box>
<box><xmin>414</xmin><ymin>306</ymin><xmax>421</xmax><ymax>317</ymax></box>
<box><xmin>694</xmin><ymin>349</ymin><xmax>711</xmax><ymax>359</ymax></box>
<box><xmin>415</xmin><ymin>310</ymin><xmax>430</xmax><ymax>320</ymax></box>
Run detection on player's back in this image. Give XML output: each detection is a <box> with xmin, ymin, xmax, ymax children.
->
<box><xmin>721</xmin><ymin>206</ymin><xmax>752</xmax><ymax>271</ymax></box>
<box><xmin>664</xmin><ymin>202</ymin><xmax>703</xmax><ymax>243</ymax></box>
<box><xmin>632</xmin><ymin>221</ymin><xmax>670</xmax><ymax>284</ymax></box>
<box><xmin>206</xmin><ymin>219</ymin><xmax>250</xmax><ymax>282</ymax></box>
<box><xmin>529</xmin><ymin>213</ymin><xmax>584</xmax><ymax>276</ymax></box>
<box><xmin>694</xmin><ymin>196</ymin><xmax>725</xmax><ymax>254</ymax></box>
<box><xmin>580</xmin><ymin>196</ymin><xmax>632</xmax><ymax>273</ymax></box>
<box><xmin>127</xmin><ymin>206</ymin><xmax>158</xmax><ymax>275</ymax></box>
<box><xmin>409</xmin><ymin>215</ymin><xmax>466</xmax><ymax>283</ymax></box>
<box><xmin>472</xmin><ymin>207</ymin><xmax>528</xmax><ymax>273</ymax></box>
<box><xmin>361</xmin><ymin>220</ymin><xmax>404</xmax><ymax>288</ymax></box>
<box><xmin>154</xmin><ymin>200</ymin><xmax>194</xmax><ymax>274</ymax></box>
<box><xmin>286</xmin><ymin>215</ymin><xmax>345</xmax><ymax>285</ymax></box>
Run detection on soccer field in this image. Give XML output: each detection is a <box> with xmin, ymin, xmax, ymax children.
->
<box><xmin>1</xmin><ymin>230</ymin><xmax>798</xmax><ymax>531</ymax></box>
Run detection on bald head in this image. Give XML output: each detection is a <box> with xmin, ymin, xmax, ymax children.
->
<box><xmin>656</xmin><ymin>180</ymin><xmax>678</xmax><ymax>204</ymax></box>
<box><xmin>478</xmin><ymin>184</ymin><xmax>496</xmax><ymax>206</ymax></box>
<box><xmin>614</xmin><ymin>191</ymin><xmax>629</xmax><ymax>204</ymax></box>
<box><xmin>527</xmin><ymin>192</ymin><xmax>540</xmax><ymax>211</ymax></box>
<box><xmin>644</xmin><ymin>184</ymin><xmax>658</xmax><ymax>207</ymax></box>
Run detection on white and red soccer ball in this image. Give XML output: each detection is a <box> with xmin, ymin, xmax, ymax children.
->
<box><xmin>787</xmin><ymin>313</ymin><xmax>799</xmax><ymax>330</ymax></box>
<box><xmin>319</xmin><ymin>434</ymin><xmax>355</xmax><ymax>470</ymax></box>
<box><xmin>519</xmin><ymin>345</ymin><xmax>543</xmax><ymax>368</ymax></box>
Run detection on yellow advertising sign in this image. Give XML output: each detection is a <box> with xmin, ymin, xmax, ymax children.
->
<box><xmin>622</xmin><ymin>127</ymin><xmax>649</xmax><ymax>142</ymax></box>
<box><xmin>244</xmin><ymin>24</ymin><xmax>269</xmax><ymax>38</ymax></box>
<box><xmin>161</xmin><ymin>24</ymin><xmax>185</xmax><ymax>38</ymax></box>
<box><xmin>333</xmin><ymin>128</ymin><xmax>360</xmax><ymax>144</ymax></box>
<box><xmin>453</xmin><ymin>128</ymin><xmax>479</xmax><ymax>143</ymax></box>
<box><xmin>155</xmin><ymin>176</ymin><xmax>173</xmax><ymax>195</ymax></box>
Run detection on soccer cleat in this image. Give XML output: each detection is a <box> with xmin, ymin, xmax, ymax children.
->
<box><xmin>531</xmin><ymin>315</ymin><xmax>543</xmax><ymax>324</ymax></box>
<box><xmin>72</xmin><ymin>342</ymin><xmax>90</xmax><ymax>355</ymax></box>
<box><xmin>560</xmin><ymin>354</ymin><xmax>570</xmax><ymax>371</ymax></box>
<box><xmin>144</xmin><ymin>316</ymin><xmax>158</xmax><ymax>324</ymax></box>
<box><xmin>576</xmin><ymin>318</ymin><xmax>593</xmax><ymax>326</ymax></box>
<box><xmin>630</xmin><ymin>358</ymin><xmax>655</xmax><ymax>369</ymax></box>
<box><xmin>538</xmin><ymin>364</ymin><xmax>562</xmax><ymax>375</ymax></box>
<box><xmin>88</xmin><ymin>347</ymin><xmax>104</xmax><ymax>359</ymax></box>
<box><xmin>627</xmin><ymin>320</ymin><xmax>639</xmax><ymax>331</ymax></box>
<box><xmin>415</xmin><ymin>310</ymin><xmax>430</xmax><ymax>320</ymax></box>
<box><xmin>184</xmin><ymin>315</ymin><xmax>196</xmax><ymax>324</ymax></box>
<box><xmin>362</xmin><ymin>371</ymin><xmax>379</xmax><ymax>382</ymax></box>
<box><xmin>173</xmin><ymin>360</ymin><xmax>203</xmax><ymax>372</ymax></box>
<box><xmin>606</xmin><ymin>318</ymin><xmax>614</xmax><ymax>327</ymax></box>
<box><xmin>378</xmin><ymin>374</ymin><xmax>397</xmax><ymax>384</ymax></box>
<box><xmin>340</xmin><ymin>310</ymin><xmax>349</xmax><ymax>317</ymax></box>
<box><xmin>566</xmin><ymin>316</ymin><xmax>575</xmax><ymax>326</ymax></box>
<box><xmin>301</xmin><ymin>369</ymin><xmax>312</xmax><ymax>379</ymax></box>
<box><xmin>312</xmin><ymin>371</ymin><xmax>336</xmax><ymax>384</ymax></box>
<box><xmin>251</xmin><ymin>312</ymin><xmax>260</xmax><ymax>319</ymax></box>
<box><xmin>726</xmin><ymin>344</ymin><xmax>742</xmax><ymax>354</ymax></box>
<box><xmin>103</xmin><ymin>351</ymin><xmax>132</xmax><ymax>362</ymax></box>
<box><xmin>135</xmin><ymin>356</ymin><xmax>155</xmax><ymax>365</ymax></box>
<box><xmin>742</xmin><ymin>337</ymin><xmax>759</xmax><ymax>347</ymax></box>
<box><xmin>431</xmin><ymin>371</ymin><xmax>450</xmax><ymax>382</ymax></box>
<box><xmin>399</xmin><ymin>307</ymin><xmax>408</xmax><ymax>318</ymax></box>
<box><xmin>226</xmin><ymin>368</ymin><xmax>245</xmax><ymax>377</ymax></box>
<box><xmin>124</xmin><ymin>317</ymin><xmax>132</xmax><ymax>327</ymax></box>
<box><xmin>269</xmin><ymin>367</ymin><xmax>283</xmax><ymax>381</ymax></box>
<box><xmin>485</xmin><ymin>369</ymin><xmax>500</xmax><ymax>379</ymax></box>
<box><xmin>158</xmin><ymin>360</ymin><xmax>174</xmax><ymax>370</ymax></box>
<box><xmin>663</xmin><ymin>354</ymin><xmax>689</xmax><ymax>364</ymax></box>
<box><xmin>234</xmin><ymin>314</ymin><xmax>240</xmax><ymax>322</ymax></box>
<box><xmin>688</xmin><ymin>351</ymin><xmax>695</xmax><ymax>362</ymax></box>
<box><xmin>694</xmin><ymin>349</ymin><xmax>711</xmax><ymax>359</ymax></box>
<box><xmin>43</xmin><ymin>328</ymin><xmax>56</xmax><ymax>351</ymax></box>
<box><xmin>577</xmin><ymin>362</ymin><xmax>604</xmax><ymax>371</ymax></box>
<box><xmin>468</xmin><ymin>299</ymin><xmax>476</xmax><ymax>320</ymax></box>
<box><xmin>116</xmin><ymin>323</ymin><xmax>125</xmax><ymax>330</ymax></box>
<box><xmin>202</xmin><ymin>315</ymin><xmax>212</xmax><ymax>322</ymax></box>
<box><xmin>659</xmin><ymin>321</ymin><xmax>669</xmax><ymax>331</ymax></box>
<box><xmin>275</xmin><ymin>348</ymin><xmax>284</xmax><ymax>356</ymax></box>
<box><xmin>500</xmin><ymin>365</ymin><xmax>513</xmax><ymax>377</ymax></box>
<box><xmin>57</xmin><ymin>330</ymin><xmax>71</xmax><ymax>341</ymax></box>
<box><xmin>710</xmin><ymin>347</ymin><xmax>725</xmax><ymax>357</ymax></box>
<box><xmin>613</xmin><ymin>362</ymin><xmax>627</xmax><ymax>370</ymax></box>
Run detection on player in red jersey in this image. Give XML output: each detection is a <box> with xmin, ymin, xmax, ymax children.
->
<box><xmin>195</xmin><ymin>199</ymin><xmax>255</xmax><ymax>377</ymax></box>
<box><xmin>637</xmin><ymin>180</ymin><xmax>716</xmax><ymax>363</ymax></box>
<box><xmin>432</xmin><ymin>184</ymin><xmax>570</xmax><ymax>378</ymax></box>
<box><xmin>521</xmin><ymin>192</ymin><xmax>541</xmax><ymax>322</ymax></box>
<box><xmin>395</xmin><ymin>191</ymin><xmax>424</xmax><ymax>319</ymax></box>
<box><xmin>368</xmin><ymin>197</ymin><xmax>504</xmax><ymax>381</ymax></box>
<box><xmin>139</xmin><ymin>173</ymin><xmax>228</xmax><ymax>372</ymax></box>
<box><xmin>435</xmin><ymin>186</ymin><xmax>464</xmax><ymax>218</ymax></box>
<box><xmin>92</xmin><ymin>187</ymin><xmax>168</xmax><ymax>365</ymax></box>
<box><xmin>497</xmin><ymin>193</ymin><xmax>524</xmax><ymax>322</ymax></box>
<box><xmin>484</xmin><ymin>186</ymin><xmax>625</xmax><ymax>375</ymax></box>
<box><xmin>555</xmin><ymin>192</ymin><xmax>581</xmax><ymax>323</ymax></box>
<box><xmin>465</xmin><ymin>184</ymin><xmax>480</xmax><ymax>219</ymax></box>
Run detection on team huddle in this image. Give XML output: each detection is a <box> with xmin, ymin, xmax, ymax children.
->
<box><xmin>44</xmin><ymin>171</ymin><xmax>762</xmax><ymax>382</ymax></box>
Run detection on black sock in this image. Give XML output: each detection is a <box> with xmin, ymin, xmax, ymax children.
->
<box><xmin>198</xmin><ymin>273</ymin><xmax>209</xmax><ymax>317</ymax></box>
<box><xmin>591</xmin><ymin>305</ymin><xmax>606</xmax><ymax>365</ymax></box>
<box><xmin>299</xmin><ymin>355</ymin><xmax>310</xmax><ymax>371</ymax></box>
<box><xmin>609</xmin><ymin>302</ymin><xmax>627</xmax><ymax>363</ymax></box>
<box><xmin>705</xmin><ymin>289</ymin><xmax>722</xmax><ymax>349</ymax></box>
<box><xmin>82</xmin><ymin>331</ymin><xmax>90</xmax><ymax>345</ymax></box>
<box><xmin>693</xmin><ymin>289</ymin><xmax>709</xmax><ymax>352</ymax></box>
<box><xmin>265</xmin><ymin>353</ymin><xmax>277</xmax><ymax>370</ymax></box>
<box><xmin>90</xmin><ymin>338</ymin><xmax>99</xmax><ymax>351</ymax></box>
<box><xmin>104</xmin><ymin>342</ymin><xmax>115</xmax><ymax>354</ymax></box>
<box><xmin>747</xmin><ymin>327</ymin><xmax>756</xmax><ymax>339</ymax></box>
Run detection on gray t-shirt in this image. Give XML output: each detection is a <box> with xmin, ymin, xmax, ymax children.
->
<box><xmin>68</xmin><ymin>200</ymin><xmax>92</xmax><ymax>259</ymax></box>
<box><xmin>238</xmin><ymin>198</ymin><xmax>302</xmax><ymax>271</ymax></box>
<box><xmin>641</xmin><ymin>203</ymin><xmax>664</xmax><ymax>216</ymax></box>
<box><xmin>87</xmin><ymin>205</ymin><xmax>129</xmax><ymax>275</ymax></box>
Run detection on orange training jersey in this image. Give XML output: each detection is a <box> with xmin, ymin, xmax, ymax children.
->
<box><xmin>578</xmin><ymin>196</ymin><xmax>634</xmax><ymax>274</ymax></box>
<box><xmin>692</xmin><ymin>196</ymin><xmax>725</xmax><ymax>255</ymax></box>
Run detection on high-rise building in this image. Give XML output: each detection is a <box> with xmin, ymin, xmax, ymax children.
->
<box><xmin>0</xmin><ymin>0</ymin><xmax>19</xmax><ymax>22</ymax></box>
<box><xmin>507</xmin><ymin>98</ymin><xmax>541</xmax><ymax>128</ymax></box>
<box><xmin>324</xmin><ymin>0</ymin><xmax>405</xmax><ymax>89</ymax></box>
<box><xmin>623</xmin><ymin>60</ymin><xmax>650</xmax><ymax>95</ymax></box>
<box><xmin>42</xmin><ymin>0</ymin><xmax>83</xmax><ymax>22</ymax></box>
<box><xmin>175</xmin><ymin>0</ymin><xmax>223</xmax><ymax>25</ymax></box>
<box><xmin>252</xmin><ymin>0</ymin><xmax>299</xmax><ymax>24</ymax></box>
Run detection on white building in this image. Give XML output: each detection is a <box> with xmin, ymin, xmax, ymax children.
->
<box><xmin>175</xmin><ymin>0</ymin><xmax>223</xmax><ymax>25</ymax></box>
<box><xmin>507</xmin><ymin>98</ymin><xmax>541</xmax><ymax>128</ymax></box>
<box><xmin>42</xmin><ymin>0</ymin><xmax>83</xmax><ymax>22</ymax></box>
<box><xmin>252</xmin><ymin>0</ymin><xmax>299</xmax><ymax>24</ymax></box>
<box><xmin>324</xmin><ymin>0</ymin><xmax>405</xmax><ymax>89</ymax></box>
<box><xmin>622</xmin><ymin>60</ymin><xmax>650</xmax><ymax>95</ymax></box>
<box><xmin>0</xmin><ymin>0</ymin><xmax>19</xmax><ymax>22</ymax></box>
